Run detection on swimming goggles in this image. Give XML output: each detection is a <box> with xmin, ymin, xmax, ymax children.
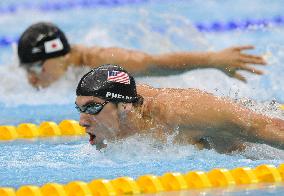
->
<box><xmin>75</xmin><ymin>101</ymin><xmax>109</xmax><ymax>115</ymax></box>
<box><xmin>21</xmin><ymin>61</ymin><xmax>44</xmax><ymax>75</ymax></box>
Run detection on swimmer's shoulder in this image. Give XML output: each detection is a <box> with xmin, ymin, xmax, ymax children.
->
<box><xmin>137</xmin><ymin>84</ymin><xmax>160</xmax><ymax>98</ymax></box>
<box><xmin>136</xmin><ymin>84</ymin><xmax>200</xmax><ymax>98</ymax></box>
<box><xmin>66</xmin><ymin>44</ymin><xmax>87</xmax><ymax>67</ymax></box>
<box><xmin>71</xmin><ymin>44</ymin><xmax>103</xmax><ymax>67</ymax></box>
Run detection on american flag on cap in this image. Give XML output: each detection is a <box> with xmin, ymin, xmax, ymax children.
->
<box><xmin>107</xmin><ymin>70</ymin><xmax>130</xmax><ymax>84</ymax></box>
<box><xmin>44</xmin><ymin>38</ymin><xmax>64</xmax><ymax>54</ymax></box>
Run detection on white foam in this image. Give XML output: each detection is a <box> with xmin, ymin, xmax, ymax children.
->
<box><xmin>0</xmin><ymin>63</ymin><xmax>90</xmax><ymax>106</ymax></box>
<box><xmin>84</xmin><ymin>134</ymin><xmax>283</xmax><ymax>162</ymax></box>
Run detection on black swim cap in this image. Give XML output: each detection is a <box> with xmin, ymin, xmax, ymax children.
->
<box><xmin>76</xmin><ymin>64</ymin><xmax>138</xmax><ymax>103</ymax></box>
<box><xmin>18</xmin><ymin>22</ymin><xmax>70</xmax><ymax>64</ymax></box>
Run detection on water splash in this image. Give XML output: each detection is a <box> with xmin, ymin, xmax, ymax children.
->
<box><xmin>0</xmin><ymin>134</ymin><xmax>282</xmax><ymax>188</ymax></box>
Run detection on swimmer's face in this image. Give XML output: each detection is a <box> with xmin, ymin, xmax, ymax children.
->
<box><xmin>76</xmin><ymin>96</ymin><xmax>120</xmax><ymax>150</ymax></box>
<box><xmin>23</xmin><ymin>56</ymin><xmax>68</xmax><ymax>88</ymax></box>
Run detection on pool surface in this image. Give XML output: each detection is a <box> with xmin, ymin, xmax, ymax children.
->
<box><xmin>0</xmin><ymin>0</ymin><xmax>284</xmax><ymax>194</ymax></box>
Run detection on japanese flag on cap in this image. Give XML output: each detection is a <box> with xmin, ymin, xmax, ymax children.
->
<box><xmin>44</xmin><ymin>38</ymin><xmax>64</xmax><ymax>54</ymax></box>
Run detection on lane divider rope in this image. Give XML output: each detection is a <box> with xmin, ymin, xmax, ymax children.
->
<box><xmin>1</xmin><ymin>121</ymin><xmax>284</xmax><ymax>194</ymax></box>
<box><xmin>0</xmin><ymin>120</ymin><xmax>86</xmax><ymax>140</ymax></box>
<box><xmin>1</xmin><ymin>106</ymin><xmax>283</xmax><ymax>140</ymax></box>
<box><xmin>0</xmin><ymin>0</ymin><xmax>149</xmax><ymax>14</ymax></box>
<box><xmin>0</xmin><ymin>7</ymin><xmax>283</xmax><ymax>48</ymax></box>
<box><xmin>0</xmin><ymin>164</ymin><xmax>283</xmax><ymax>195</ymax></box>
<box><xmin>1</xmin><ymin>15</ymin><xmax>283</xmax><ymax>47</ymax></box>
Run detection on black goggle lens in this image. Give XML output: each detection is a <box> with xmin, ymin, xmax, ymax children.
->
<box><xmin>75</xmin><ymin>101</ymin><xmax>108</xmax><ymax>115</ymax></box>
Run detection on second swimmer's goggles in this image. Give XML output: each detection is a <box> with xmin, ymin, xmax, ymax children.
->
<box><xmin>20</xmin><ymin>61</ymin><xmax>44</xmax><ymax>75</ymax></box>
<box><xmin>75</xmin><ymin>101</ymin><xmax>109</xmax><ymax>115</ymax></box>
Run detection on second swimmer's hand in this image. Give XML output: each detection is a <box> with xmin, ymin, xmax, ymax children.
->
<box><xmin>212</xmin><ymin>45</ymin><xmax>267</xmax><ymax>82</ymax></box>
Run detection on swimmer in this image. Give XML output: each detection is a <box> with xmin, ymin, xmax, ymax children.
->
<box><xmin>18</xmin><ymin>22</ymin><xmax>266</xmax><ymax>88</ymax></box>
<box><xmin>75</xmin><ymin>64</ymin><xmax>284</xmax><ymax>153</ymax></box>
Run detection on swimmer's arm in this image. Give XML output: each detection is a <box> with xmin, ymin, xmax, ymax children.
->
<box><xmin>150</xmin><ymin>45</ymin><xmax>266</xmax><ymax>81</ymax></box>
<box><xmin>228</xmin><ymin>108</ymin><xmax>284</xmax><ymax>150</ymax></box>
<box><xmin>155</xmin><ymin>89</ymin><xmax>284</xmax><ymax>149</ymax></box>
<box><xmin>79</xmin><ymin>45</ymin><xmax>266</xmax><ymax>80</ymax></box>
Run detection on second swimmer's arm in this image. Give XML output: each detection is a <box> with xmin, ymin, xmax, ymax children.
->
<box><xmin>78</xmin><ymin>45</ymin><xmax>266</xmax><ymax>81</ymax></box>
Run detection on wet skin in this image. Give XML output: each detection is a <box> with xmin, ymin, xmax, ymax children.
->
<box><xmin>76</xmin><ymin>96</ymin><xmax>120</xmax><ymax>150</ymax></box>
<box><xmin>27</xmin><ymin>45</ymin><xmax>266</xmax><ymax>88</ymax></box>
<box><xmin>76</xmin><ymin>84</ymin><xmax>284</xmax><ymax>153</ymax></box>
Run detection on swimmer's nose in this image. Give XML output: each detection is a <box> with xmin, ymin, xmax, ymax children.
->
<box><xmin>79</xmin><ymin>119</ymin><xmax>90</xmax><ymax>129</ymax></box>
<box><xmin>79</xmin><ymin>113</ymin><xmax>91</xmax><ymax>128</ymax></box>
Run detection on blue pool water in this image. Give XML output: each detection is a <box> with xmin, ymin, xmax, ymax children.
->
<box><xmin>0</xmin><ymin>0</ymin><xmax>284</xmax><ymax>194</ymax></box>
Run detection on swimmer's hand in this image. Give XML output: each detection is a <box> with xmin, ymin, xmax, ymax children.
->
<box><xmin>211</xmin><ymin>45</ymin><xmax>267</xmax><ymax>82</ymax></box>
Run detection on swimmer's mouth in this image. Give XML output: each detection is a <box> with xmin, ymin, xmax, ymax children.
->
<box><xmin>88</xmin><ymin>133</ymin><xmax>96</xmax><ymax>145</ymax></box>
<box><xmin>87</xmin><ymin>132</ymin><xmax>108</xmax><ymax>150</ymax></box>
